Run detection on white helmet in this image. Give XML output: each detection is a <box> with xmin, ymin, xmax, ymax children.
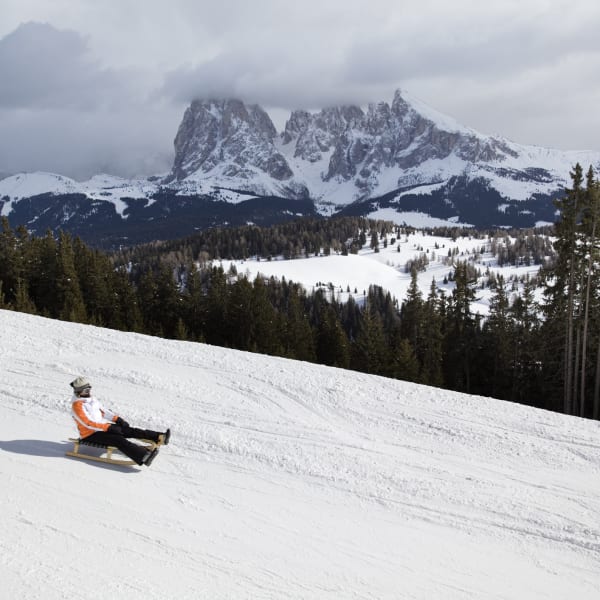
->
<box><xmin>70</xmin><ymin>376</ymin><xmax>91</xmax><ymax>394</ymax></box>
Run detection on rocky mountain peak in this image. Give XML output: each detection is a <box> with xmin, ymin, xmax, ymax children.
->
<box><xmin>275</xmin><ymin>90</ymin><xmax>521</xmax><ymax>194</ymax></box>
<box><xmin>160</xmin><ymin>89</ymin><xmax>586</xmax><ymax>206</ymax></box>
<box><xmin>364</xmin><ymin>101</ymin><xmax>393</xmax><ymax>134</ymax></box>
<box><xmin>165</xmin><ymin>98</ymin><xmax>292</xmax><ymax>184</ymax></box>
<box><xmin>282</xmin><ymin>105</ymin><xmax>365</xmax><ymax>165</ymax></box>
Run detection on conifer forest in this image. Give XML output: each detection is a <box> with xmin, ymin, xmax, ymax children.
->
<box><xmin>1</xmin><ymin>164</ymin><xmax>599</xmax><ymax>420</ymax></box>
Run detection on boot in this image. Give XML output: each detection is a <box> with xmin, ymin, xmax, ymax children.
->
<box><xmin>158</xmin><ymin>428</ymin><xmax>171</xmax><ymax>446</ymax></box>
<box><xmin>143</xmin><ymin>446</ymin><xmax>160</xmax><ymax>467</ymax></box>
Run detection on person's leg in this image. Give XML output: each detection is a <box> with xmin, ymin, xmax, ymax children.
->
<box><xmin>83</xmin><ymin>432</ymin><xmax>149</xmax><ymax>465</ymax></box>
<box><xmin>120</xmin><ymin>424</ymin><xmax>169</xmax><ymax>445</ymax></box>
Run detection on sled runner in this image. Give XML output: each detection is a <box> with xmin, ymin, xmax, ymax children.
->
<box><xmin>66</xmin><ymin>437</ymin><xmax>157</xmax><ymax>466</ymax></box>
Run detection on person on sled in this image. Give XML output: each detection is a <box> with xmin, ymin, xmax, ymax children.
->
<box><xmin>70</xmin><ymin>376</ymin><xmax>170</xmax><ymax>467</ymax></box>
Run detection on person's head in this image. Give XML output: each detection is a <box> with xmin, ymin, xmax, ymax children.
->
<box><xmin>70</xmin><ymin>376</ymin><xmax>92</xmax><ymax>397</ymax></box>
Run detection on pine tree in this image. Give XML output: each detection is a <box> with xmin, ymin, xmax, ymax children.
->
<box><xmin>400</xmin><ymin>267</ymin><xmax>424</xmax><ymax>365</ymax></box>
<box><xmin>370</xmin><ymin>230</ymin><xmax>379</xmax><ymax>252</ymax></box>
<box><xmin>250</xmin><ymin>276</ymin><xmax>280</xmax><ymax>355</ymax></box>
<box><xmin>227</xmin><ymin>276</ymin><xmax>254</xmax><ymax>350</ymax></box>
<box><xmin>316</xmin><ymin>299</ymin><xmax>350</xmax><ymax>368</ymax></box>
<box><xmin>549</xmin><ymin>164</ymin><xmax>584</xmax><ymax>414</ymax></box>
<box><xmin>281</xmin><ymin>286</ymin><xmax>316</xmax><ymax>362</ymax></box>
<box><xmin>73</xmin><ymin>239</ymin><xmax>112</xmax><ymax>326</ymax></box>
<box><xmin>579</xmin><ymin>168</ymin><xmax>600</xmax><ymax>417</ymax></box>
<box><xmin>420</xmin><ymin>278</ymin><xmax>444</xmax><ymax>387</ymax></box>
<box><xmin>56</xmin><ymin>231</ymin><xmax>87</xmax><ymax>322</ymax></box>
<box><xmin>154</xmin><ymin>264</ymin><xmax>182</xmax><ymax>338</ymax></box>
<box><xmin>182</xmin><ymin>263</ymin><xmax>206</xmax><ymax>341</ymax></box>
<box><xmin>13</xmin><ymin>277</ymin><xmax>36</xmax><ymax>314</ymax></box>
<box><xmin>112</xmin><ymin>268</ymin><xmax>143</xmax><ymax>332</ymax></box>
<box><xmin>510</xmin><ymin>276</ymin><xmax>542</xmax><ymax>406</ymax></box>
<box><xmin>444</xmin><ymin>261</ymin><xmax>479</xmax><ymax>393</ymax></box>
<box><xmin>541</xmin><ymin>163</ymin><xmax>600</xmax><ymax>417</ymax></box>
<box><xmin>390</xmin><ymin>337</ymin><xmax>420</xmax><ymax>382</ymax></box>
<box><xmin>27</xmin><ymin>231</ymin><xmax>59</xmax><ymax>316</ymax></box>
<box><xmin>174</xmin><ymin>317</ymin><xmax>189</xmax><ymax>340</ymax></box>
<box><xmin>204</xmin><ymin>266</ymin><xmax>228</xmax><ymax>346</ymax></box>
<box><xmin>351</xmin><ymin>300</ymin><xmax>388</xmax><ymax>375</ymax></box>
<box><xmin>482</xmin><ymin>275</ymin><xmax>513</xmax><ymax>399</ymax></box>
<box><xmin>137</xmin><ymin>269</ymin><xmax>162</xmax><ymax>335</ymax></box>
<box><xmin>0</xmin><ymin>218</ymin><xmax>19</xmax><ymax>305</ymax></box>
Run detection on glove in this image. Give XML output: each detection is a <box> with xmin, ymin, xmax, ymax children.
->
<box><xmin>116</xmin><ymin>417</ymin><xmax>130</xmax><ymax>429</ymax></box>
<box><xmin>107</xmin><ymin>424</ymin><xmax>123</xmax><ymax>436</ymax></box>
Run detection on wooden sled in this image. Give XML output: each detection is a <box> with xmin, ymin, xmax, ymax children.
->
<box><xmin>66</xmin><ymin>437</ymin><xmax>157</xmax><ymax>466</ymax></box>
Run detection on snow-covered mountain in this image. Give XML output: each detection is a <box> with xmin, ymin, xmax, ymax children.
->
<box><xmin>163</xmin><ymin>98</ymin><xmax>308</xmax><ymax>200</ymax></box>
<box><xmin>0</xmin><ymin>170</ymin><xmax>317</xmax><ymax>249</ymax></box>
<box><xmin>0</xmin><ymin>171</ymin><xmax>158</xmax><ymax>218</ymax></box>
<box><xmin>2</xmin><ymin>89</ymin><xmax>600</xmax><ymax>246</ymax></box>
<box><xmin>2</xmin><ymin>308</ymin><xmax>600</xmax><ymax>599</ymax></box>
<box><xmin>163</xmin><ymin>89</ymin><xmax>600</xmax><ymax>210</ymax></box>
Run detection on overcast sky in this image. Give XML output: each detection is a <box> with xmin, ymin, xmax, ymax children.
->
<box><xmin>1</xmin><ymin>0</ymin><xmax>599</xmax><ymax>179</ymax></box>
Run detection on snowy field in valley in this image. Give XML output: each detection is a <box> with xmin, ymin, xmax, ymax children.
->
<box><xmin>222</xmin><ymin>230</ymin><xmax>544</xmax><ymax>316</ymax></box>
<box><xmin>1</xmin><ymin>309</ymin><xmax>600</xmax><ymax>599</ymax></box>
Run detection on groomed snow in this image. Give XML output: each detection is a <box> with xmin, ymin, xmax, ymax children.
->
<box><xmin>1</xmin><ymin>309</ymin><xmax>599</xmax><ymax>599</ymax></box>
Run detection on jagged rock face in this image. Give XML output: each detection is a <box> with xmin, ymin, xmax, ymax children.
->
<box><xmin>161</xmin><ymin>90</ymin><xmax>590</xmax><ymax>205</ymax></box>
<box><xmin>389</xmin><ymin>91</ymin><xmax>518</xmax><ymax>165</ymax></box>
<box><xmin>282</xmin><ymin>110</ymin><xmax>311</xmax><ymax>145</ymax></box>
<box><xmin>283</xmin><ymin>106</ymin><xmax>364</xmax><ymax>164</ymax></box>
<box><xmin>167</xmin><ymin>99</ymin><xmax>292</xmax><ymax>183</ymax></box>
<box><xmin>280</xmin><ymin>90</ymin><xmax>517</xmax><ymax>194</ymax></box>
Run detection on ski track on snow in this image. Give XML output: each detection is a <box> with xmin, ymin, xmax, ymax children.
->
<box><xmin>1</xmin><ymin>309</ymin><xmax>600</xmax><ymax>599</ymax></box>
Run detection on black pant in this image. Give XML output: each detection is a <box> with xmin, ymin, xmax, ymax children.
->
<box><xmin>83</xmin><ymin>425</ymin><xmax>161</xmax><ymax>465</ymax></box>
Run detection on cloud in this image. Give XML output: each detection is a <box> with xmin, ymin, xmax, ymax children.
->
<box><xmin>161</xmin><ymin>51</ymin><xmax>361</xmax><ymax>111</ymax></box>
<box><xmin>2</xmin><ymin>2</ymin><xmax>600</xmax><ymax>180</ymax></box>
<box><xmin>157</xmin><ymin>0</ymin><xmax>404</xmax><ymax>111</ymax></box>
<box><xmin>0</xmin><ymin>106</ymin><xmax>176</xmax><ymax>179</ymax></box>
<box><xmin>0</xmin><ymin>22</ymin><xmax>177</xmax><ymax>178</ymax></box>
<box><xmin>0</xmin><ymin>22</ymin><xmax>129</xmax><ymax>109</ymax></box>
<box><xmin>342</xmin><ymin>6</ymin><xmax>600</xmax><ymax>86</ymax></box>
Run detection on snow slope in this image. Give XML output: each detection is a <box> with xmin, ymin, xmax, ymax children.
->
<box><xmin>1</xmin><ymin>309</ymin><xmax>600</xmax><ymax>599</ymax></box>
<box><xmin>222</xmin><ymin>230</ymin><xmax>543</xmax><ymax>316</ymax></box>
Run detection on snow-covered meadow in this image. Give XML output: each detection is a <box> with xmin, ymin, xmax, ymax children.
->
<box><xmin>1</xmin><ymin>309</ymin><xmax>599</xmax><ymax>599</ymax></box>
<box><xmin>222</xmin><ymin>229</ymin><xmax>545</xmax><ymax>316</ymax></box>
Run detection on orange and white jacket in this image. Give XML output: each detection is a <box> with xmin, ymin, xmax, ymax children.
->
<box><xmin>71</xmin><ymin>395</ymin><xmax>119</xmax><ymax>438</ymax></box>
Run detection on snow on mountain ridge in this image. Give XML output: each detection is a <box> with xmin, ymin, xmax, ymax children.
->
<box><xmin>3</xmin><ymin>90</ymin><xmax>600</xmax><ymax>231</ymax></box>
<box><xmin>0</xmin><ymin>171</ymin><xmax>157</xmax><ymax>217</ymax></box>
<box><xmin>166</xmin><ymin>89</ymin><xmax>599</xmax><ymax>207</ymax></box>
<box><xmin>398</xmin><ymin>89</ymin><xmax>482</xmax><ymax>137</ymax></box>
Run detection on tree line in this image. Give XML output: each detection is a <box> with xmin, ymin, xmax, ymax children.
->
<box><xmin>0</xmin><ymin>165</ymin><xmax>598</xmax><ymax>419</ymax></box>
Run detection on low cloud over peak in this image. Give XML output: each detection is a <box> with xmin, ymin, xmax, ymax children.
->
<box><xmin>1</xmin><ymin>1</ymin><xmax>600</xmax><ymax>179</ymax></box>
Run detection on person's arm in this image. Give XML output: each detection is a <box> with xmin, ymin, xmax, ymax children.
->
<box><xmin>100</xmin><ymin>406</ymin><xmax>119</xmax><ymax>424</ymax></box>
<box><xmin>99</xmin><ymin>403</ymin><xmax>129</xmax><ymax>428</ymax></box>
